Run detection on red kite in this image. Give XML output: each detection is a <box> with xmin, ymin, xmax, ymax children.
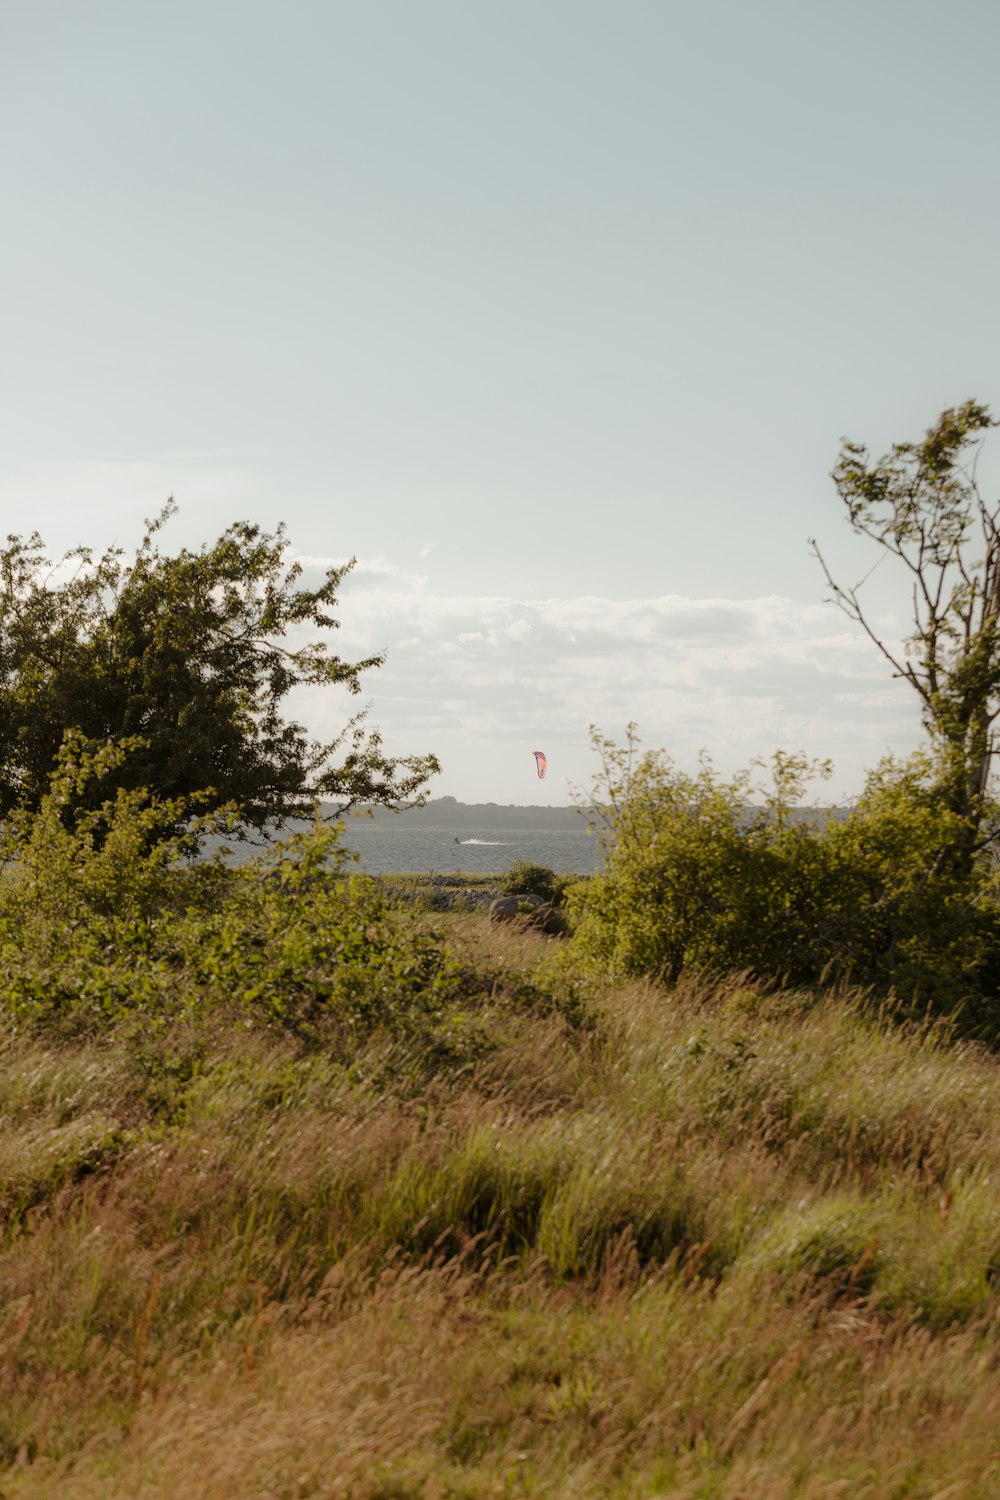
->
<box><xmin>532</xmin><ymin>750</ymin><xmax>547</xmax><ymax>779</ymax></box>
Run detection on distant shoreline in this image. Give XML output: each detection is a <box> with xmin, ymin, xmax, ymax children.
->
<box><xmin>337</xmin><ymin>796</ymin><xmax>589</xmax><ymax>832</ymax></box>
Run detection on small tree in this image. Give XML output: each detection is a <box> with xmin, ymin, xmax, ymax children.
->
<box><xmin>812</xmin><ymin>400</ymin><xmax>1000</xmax><ymax>865</ymax></box>
<box><xmin>0</xmin><ymin>501</ymin><xmax>439</xmax><ymax>835</ymax></box>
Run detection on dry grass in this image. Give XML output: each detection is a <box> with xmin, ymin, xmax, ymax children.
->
<box><xmin>8</xmin><ymin>1262</ymin><xmax>1000</xmax><ymax>1498</ymax></box>
<box><xmin>3</xmin><ymin>914</ymin><xmax>1000</xmax><ymax>1496</ymax></box>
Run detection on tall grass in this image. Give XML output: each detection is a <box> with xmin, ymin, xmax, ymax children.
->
<box><xmin>3</xmin><ymin>902</ymin><xmax>1000</xmax><ymax>1496</ymax></box>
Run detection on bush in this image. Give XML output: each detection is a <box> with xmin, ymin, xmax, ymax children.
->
<box><xmin>569</xmin><ymin>733</ymin><xmax>836</xmax><ymax>987</ymax></box>
<box><xmin>499</xmin><ymin>860</ymin><xmax>573</xmax><ymax>907</ymax></box>
<box><xmin>820</xmin><ymin>754</ymin><xmax>1000</xmax><ymax>1018</ymax></box>
<box><xmin>0</xmin><ymin>737</ymin><xmax>465</xmax><ymax>1043</ymax></box>
<box><xmin>570</xmin><ymin>728</ymin><xmax>1000</xmax><ymax>1021</ymax></box>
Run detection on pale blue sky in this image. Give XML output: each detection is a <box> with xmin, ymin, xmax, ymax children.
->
<box><xmin>3</xmin><ymin>0</ymin><xmax>999</xmax><ymax>801</ymax></box>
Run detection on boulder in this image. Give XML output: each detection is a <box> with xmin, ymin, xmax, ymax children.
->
<box><xmin>488</xmin><ymin>895</ymin><xmax>523</xmax><ymax>924</ymax></box>
<box><xmin>489</xmin><ymin>892</ymin><xmax>568</xmax><ymax>937</ymax></box>
<box><xmin>532</xmin><ymin>900</ymin><xmax>570</xmax><ymax>937</ymax></box>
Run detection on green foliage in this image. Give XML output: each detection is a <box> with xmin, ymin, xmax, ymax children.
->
<box><xmin>816</xmin><ymin>400</ymin><xmax>1000</xmax><ymax>858</ymax></box>
<box><xmin>377</xmin><ymin>1127</ymin><xmax>559</xmax><ymax>1261</ymax></box>
<box><xmin>0</xmin><ymin>738</ymin><xmax>462</xmax><ymax>1043</ymax></box>
<box><xmin>571</xmin><ymin>727</ymin><xmax>1000</xmax><ymax>1019</ymax></box>
<box><xmin>5</xmin><ymin>830</ymin><xmax>1000</xmax><ymax>1487</ymax></box>
<box><xmin>0</xmin><ymin>732</ymin><xmax>233</xmax><ymax>937</ymax></box>
<box><xmin>498</xmin><ymin>860</ymin><xmax>572</xmax><ymax>906</ymax></box>
<box><xmin>819</xmin><ymin>753</ymin><xmax>1000</xmax><ymax>1016</ymax></box>
<box><xmin>570</xmin><ymin>729</ymin><xmax>832</xmax><ymax>987</ymax></box>
<box><xmin>0</xmin><ymin>501</ymin><xmax>439</xmax><ymax>839</ymax></box>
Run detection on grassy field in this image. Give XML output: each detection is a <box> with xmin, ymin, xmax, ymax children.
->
<box><xmin>4</xmin><ymin>903</ymin><xmax>1000</xmax><ymax>1498</ymax></box>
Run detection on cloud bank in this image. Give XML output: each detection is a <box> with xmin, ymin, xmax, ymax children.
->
<box><xmin>291</xmin><ymin>559</ymin><xmax>925</xmax><ymax>803</ymax></box>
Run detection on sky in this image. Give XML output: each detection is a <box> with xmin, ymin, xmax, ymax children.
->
<box><xmin>3</xmin><ymin>0</ymin><xmax>999</xmax><ymax>804</ymax></box>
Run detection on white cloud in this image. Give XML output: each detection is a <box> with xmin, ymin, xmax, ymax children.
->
<box><xmin>291</xmin><ymin>553</ymin><xmax>425</xmax><ymax>582</ymax></box>
<box><xmin>291</xmin><ymin>555</ymin><xmax>924</xmax><ymax>801</ymax></box>
<box><xmin>1</xmin><ymin>506</ymin><xmax>923</xmax><ymax>801</ymax></box>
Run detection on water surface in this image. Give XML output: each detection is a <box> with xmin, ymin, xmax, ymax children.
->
<box><xmin>338</xmin><ymin>818</ymin><xmax>600</xmax><ymax>875</ymax></box>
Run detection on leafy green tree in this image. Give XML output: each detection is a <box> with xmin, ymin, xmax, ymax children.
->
<box><xmin>812</xmin><ymin>400</ymin><xmax>1000</xmax><ymax>866</ymax></box>
<box><xmin>0</xmin><ymin>502</ymin><xmax>438</xmax><ymax>834</ymax></box>
<box><xmin>568</xmin><ymin>403</ymin><xmax>1000</xmax><ymax>1017</ymax></box>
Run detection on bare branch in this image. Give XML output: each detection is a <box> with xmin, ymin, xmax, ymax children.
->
<box><xmin>810</xmin><ymin>539</ymin><xmax>915</xmax><ymax>690</ymax></box>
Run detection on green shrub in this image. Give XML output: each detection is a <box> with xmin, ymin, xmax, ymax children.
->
<box><xmin>569</xmin><ymin>734</ymin><xmax>836</xmax><ymax>987</ymax></box>
<box><xmin>570</xmin><ymin>729</ymin><xmax>1000</xmax><ymax>1019</ymax></box>
<box><xmin>0</xmin><ymin>737</ymin><xmax>466</xmax><ymax>1045</ymax></box>
<box><xmin>499</xmin><ymin>860</ymin><xmax>572</xmax><ymax>906</ymax></box>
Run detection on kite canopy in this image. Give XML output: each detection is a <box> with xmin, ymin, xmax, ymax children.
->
<box><xmin>532</xmin><ymin>750</ymin><xmax>547</xmax><ymax>779</ymax></box>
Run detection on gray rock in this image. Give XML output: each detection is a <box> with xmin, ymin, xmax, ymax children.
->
<box><xmin>532</xmin><ymin>901</ymin><xmax>570</xmax><ymax>937</ymax></box>
<box><xmin>488</xmin><ymin>895</ymin><xmax>522</xmax><ymax>924</ymax></box>
<box><xmin>489</xmin><ymin>892</ymin><xmax>569</xmax><ymax>936</ymax></box>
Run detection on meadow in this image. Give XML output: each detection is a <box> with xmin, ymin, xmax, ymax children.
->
<box><xmin>4</xmin><ymin>856</ymin><xmax>1000</xmax><ymax>1499</ymax></box>
<box><xmin>4</xmin><ymin>345</ymin><xmax>1000</xmax><ymax>1498</ymax></box>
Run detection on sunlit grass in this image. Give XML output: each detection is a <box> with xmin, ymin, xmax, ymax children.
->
<box><xmin>3</xmin><ymin>910</ymin><xmax>1000</xmax><ymax>1495</ymax></box>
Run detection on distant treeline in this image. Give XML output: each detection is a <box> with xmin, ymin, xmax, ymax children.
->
<box><xmin>341</xmin><ymin>796</ymin><xmax>588</xmax><ymax>830</ymax></box>
<box><xmin>340</xmin><ymin>796</ymin><xmax>851</xmax><ymax>833</ymax></box>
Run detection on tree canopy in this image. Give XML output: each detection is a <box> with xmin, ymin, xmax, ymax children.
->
<box><xmin>812</xmin><ymin>400</ymin><xmax>1000</xmax><ymax>860</ymax></box>
<box><xmin>0</xmin><ymin>502</ymin><xmax>439</xmax><ymax>833</ymax></box>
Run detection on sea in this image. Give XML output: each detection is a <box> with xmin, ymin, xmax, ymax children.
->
<box><xmin>338</xmin><ymin>818</ymin><xmax>601</xmax><ymax>876</ymax></box>
<box><xmin>207</xmin><ymin>802</ymin><xmax>604</xmax><ymax>876</ymax></box>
